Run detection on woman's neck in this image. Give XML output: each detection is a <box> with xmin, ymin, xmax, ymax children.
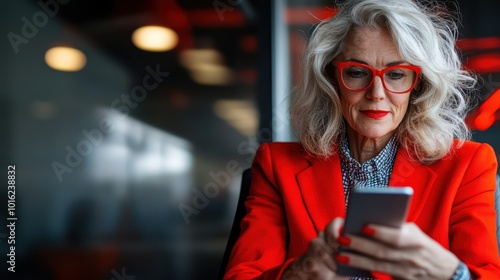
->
<box><xmin>346</xmin><ymin>128</ymin><xmax>394</xmax><ymax>163</ymax></box>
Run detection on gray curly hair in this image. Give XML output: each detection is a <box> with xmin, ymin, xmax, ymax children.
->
<box><xmin>290</xmin><ymin>0</ymin><xmax>475</xmax><ymax>163</ymax></box>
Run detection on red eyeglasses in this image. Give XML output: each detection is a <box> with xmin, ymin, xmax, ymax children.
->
<box><xmin>332</xmin><ymin>61</ymin><xmax>422</xmax><ymax>94</ymax></box>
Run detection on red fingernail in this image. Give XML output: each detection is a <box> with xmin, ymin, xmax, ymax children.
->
<box><xmin>337</xmin><ymin>236</ymin><xmax>351</xmax><ymax>246</ymax></box>
<box><xmin>335</xmin><ymin>255</ymin><xmax>350</xmax><ymax>264</ymax></box>
<box><xmin>362</xmin><ymin>226</ymin><xmax>375</xmax><ymax>236</ymax></box>
<box><xmin>371</xmin><ymin>271</ymin><xmax>392</xmax><ymax>280</ymax></box>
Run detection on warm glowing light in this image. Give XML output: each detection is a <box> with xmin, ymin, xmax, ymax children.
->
<box><xmin>132</xmin><ymin>26</ymin><xmax>178</xmax><ymax>52</ymax></box>
<box><xmin>180</xmin><ymin>49</ymin><xmax>223</xmax><ymax>69</ymax></box>
<box><xmin>214</xmin><ymin>99</ymin><xmax>258</xmax><ymax>136</ymax></box>
<box><xmin>180</xmin><ymin>49</ymin><xmax>233</xmax><ymax>85</ymax></box>
<box><xmin>45</xmin><ymin>47</ymin><xmax>86</xmax><ymax>72</ymax></box>
<box><xmin>190</xmin><ymin>63</ymin><xmax>232</xmax><ymax>85</ymax></box>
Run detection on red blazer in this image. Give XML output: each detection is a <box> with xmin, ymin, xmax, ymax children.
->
<box><xmin>224</xmin><ymin>140</ymin><xmax>500</xmax><ymax>279</ymax></box>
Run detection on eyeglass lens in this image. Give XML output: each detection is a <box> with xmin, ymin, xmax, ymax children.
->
<box><xmin>342</xmin><ymin>65</ymin><xmax>417</xmax><ymax>93</ymax></box>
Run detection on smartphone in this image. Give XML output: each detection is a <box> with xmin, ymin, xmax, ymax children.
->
<box><xmin>336</xmin><ymin>186</ymin><xmax>413</xmax><ymax>277</ymax></box>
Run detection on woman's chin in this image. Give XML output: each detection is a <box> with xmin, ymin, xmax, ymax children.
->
<box><xmin>352</xmin><ymin>128</ymin><xmax>396</xmax><ymax>141</ymax></box>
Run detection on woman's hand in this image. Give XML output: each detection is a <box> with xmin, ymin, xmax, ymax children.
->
<box><xmin>336</xmin><ymin>222</ymin><xmax>460</xmax><ymax>280</ymax></box>
<box><xmin>282</xmin><ymin>218</ymin><xmax>349</xmax><ymax>280</ymax></box>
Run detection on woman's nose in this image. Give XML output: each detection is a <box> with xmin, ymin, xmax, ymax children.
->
<box><xmin>366</xmin><ymin>76</ymin><xmax>385</xmax><ymax>101</ymax></box>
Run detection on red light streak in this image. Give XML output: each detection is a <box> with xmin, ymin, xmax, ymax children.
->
<box><xmin>474</xmin><ymin>113</ymin><xmax>496</xmax><ymax>131</ymax></box>
<box><xmin>457</xmin><ymin>37</ymin><xmax>500</xmax><ymax>51</ymax></box>
<box><xmin>463</xmin><ymin>53</ymin><xmax>500</xmax><ymax>74</ymax></box>
<box><xmin>474</xmin><ymin>88</ymin><xmax>500</xmax><ymax>131</ymax></box>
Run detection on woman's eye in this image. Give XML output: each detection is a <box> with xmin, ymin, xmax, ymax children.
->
<box><xmin>346</xmin><ymin>69</ymin><xmax>369</xmax><ymax>78</ymax></box>
<box><xmin>386</xmin><ymin>71</ymin><xmax>405</xmax><ymax>80</ymax></box>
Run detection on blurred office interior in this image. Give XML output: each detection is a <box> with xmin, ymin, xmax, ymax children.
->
<box><xmin>0</xmin><ymin>0</ymin><xmax>499</xmax><ymax>279</ymax></box>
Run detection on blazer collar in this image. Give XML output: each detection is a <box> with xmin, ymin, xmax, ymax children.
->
<box><xmin>296</xmin><ymin>147</ymin><xmax>436</xmax><ymax>233</ymax></box>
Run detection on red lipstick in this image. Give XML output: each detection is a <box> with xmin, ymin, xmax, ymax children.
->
<box><xmin>361</xmin><ymin>110</ymin><xmax>389</xmax><ymax>119</ymax></box>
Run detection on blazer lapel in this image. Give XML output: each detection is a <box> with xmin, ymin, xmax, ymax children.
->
<box><xmin>294</xmin><ymin>147</ymin><xmax>436</xmax><ymax>233</ymax></box>
<box><xmin>388</xmin><ymin>149</ymin><xmax>437</xmax><ymax>222</ymax></box>
<box><xmin>296</xmin><ymin>154</ymin><xmax>346</xmax><ymax>233</ymax></box>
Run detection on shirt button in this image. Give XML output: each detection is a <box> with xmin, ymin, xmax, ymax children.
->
<box><xmin>366</xmin><ymin>165</ymin><xmax>374</xmax><ymax>173</ymax></box>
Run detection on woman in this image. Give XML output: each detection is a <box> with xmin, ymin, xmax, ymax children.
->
<box><xmin>223</xmin><ymin>0</ymin><xmax>500</xmax><ymax>279</ymax></box>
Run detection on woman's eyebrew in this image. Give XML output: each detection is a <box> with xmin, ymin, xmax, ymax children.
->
<box><xmin>332</xmin><ymin>61</ymin><xmax>422</xmax><ymax>94</ymax></box>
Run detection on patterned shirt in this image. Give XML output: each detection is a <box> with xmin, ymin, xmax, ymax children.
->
<box><xmin>338</xmin><ymin>135</ymin><xmax>471</xmax><ymax>280</ymax></box>
<box><xmin>339</xmin><ymin>135</ymin><xmax>398</xmax><ymax>205</ymax></box>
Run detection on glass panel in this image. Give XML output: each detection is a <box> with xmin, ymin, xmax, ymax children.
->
<box><xmin>0</xmin><ymin>1</ymin><xmax>259</xmax><ymax>279</ymax></box>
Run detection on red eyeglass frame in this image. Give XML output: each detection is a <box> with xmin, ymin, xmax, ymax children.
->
<box><xmin>332</xmin><ymin>61</ymin><xmax>422</xmax><ymax>94</ymax></box>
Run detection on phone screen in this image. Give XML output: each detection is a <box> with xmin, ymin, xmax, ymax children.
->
<box><xmin>337</xmin><ymin>186</ymin><xmax>413</xmax><ymax>277</ymax></box>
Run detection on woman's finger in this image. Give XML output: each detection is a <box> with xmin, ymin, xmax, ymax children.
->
<box><xmin>362</xmin><ymin>222</ymin><xmax>427</xmax><ymax>248</ymax></box>
<box><xmin>336</xmin><ymin>222</ymin><xmax>461</xmax><ymax>280</ymax></box>
<box><xmin>336</xmin><ymin>251</ymin><xmax>432</xmax><ymax>280</ymax></box>
<box><xmin>340</xmin><ymin>234</ymin><xmax>427</xmax><ymax>264</ymax></box>
<box><xmin>324</xmin><ymin>217</ymin><xmax>345</xmax><ymax>244</ymax></box>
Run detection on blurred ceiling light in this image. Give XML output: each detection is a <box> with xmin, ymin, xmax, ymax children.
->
<box><xmin>45</xmin><ymin>46</ymin><xmax>86</xmax><ymax>72</ymax></box>
<box><xmin>132</xmin><ymin>25</ymin><xmax>178</xmax><ymax>52</ymax></box>
<box><xmin>190</xmin><ymin>63</ymin><xmax>233</xmax><ymax>86</ymax></box>
<box><xmin>214</xmin><ymin>99</ymin><xmax>258</xmax><ymax>136</ymax></box>
<box><xmin>180</xmin><ymin>48</ymin><xmax>233</xmax><ymax>85</ymax></box>
<box><xmin>180</xmin><ymin>49</ymin><xmax>223</xmax><ymax>69</ymax></box>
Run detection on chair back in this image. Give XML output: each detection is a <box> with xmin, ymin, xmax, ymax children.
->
<box><xmin>218</xmin><ymin>168</ymin><xmax>252</xmax><ymax>280</ymax></box>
